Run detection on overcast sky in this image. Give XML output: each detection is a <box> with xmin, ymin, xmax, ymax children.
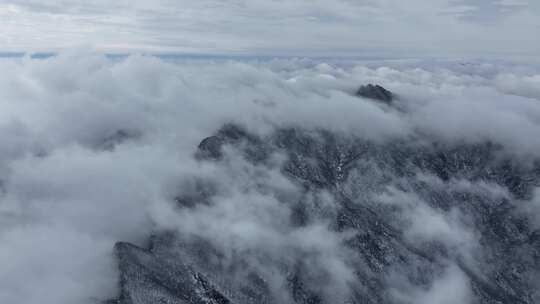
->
<box><xmin>0</xmin><ymin>0</ymin><xmax>539</xmax><ymax>57</ymax></box>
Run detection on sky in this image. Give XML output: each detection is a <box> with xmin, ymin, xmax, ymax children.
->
<box><xmin>0</xmin><ymin>0</ymin><xmax>539</xmax><ymax>58</ymax></box>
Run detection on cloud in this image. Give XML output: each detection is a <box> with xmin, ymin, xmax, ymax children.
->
<box><xmin>0</xmin><ymin>224</ymin><xmax>117</xmax><ymax>304</ymax></box>
<box><xmin>495</xmin><ymin>0</ymin><xmax>529</xmax><ymax>7</ymax></box>
<box><xmin>377</xmin><ymin>184</ymin><xmax>477</xmax><ymax>252</ymax></box>
<box><xmin>412</xmin><ymin>265</ymin><xmax>473</xmax><ymax>304</ymax></box>
<box><xmin>0</xmin><ymin>0</ymin><xmax>539</xmax><ymax>57</ymax></box>
<box><xmin>523</xmin><ymin>187</ymin><xmax>540</xmax><ymax>229</ymax></box>
<box><xmin>495</xmin><ymin>73</ymin><xmax>540</xmax><ymax>100</ymax></box>
<box><xmin>152</xmin><ymin>149</ymin><xmax>356</xmax><ymax>302</ymax></box>
<box><xmin>0</xmin><ymin>52</ymin><xmax>539</xmax><ymax>303</ymax></box>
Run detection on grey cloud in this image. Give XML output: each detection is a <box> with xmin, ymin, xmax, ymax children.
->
<box><xmin>0</xmin><ymin>0</ymin><xmax>539</xmax><ymax>57</ymax></box>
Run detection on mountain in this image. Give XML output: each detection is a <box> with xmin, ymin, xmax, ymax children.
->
<box><xmin>109</xmin><ymin>86</ymin><xmax>540</xmax><ymax>304</ymax></box>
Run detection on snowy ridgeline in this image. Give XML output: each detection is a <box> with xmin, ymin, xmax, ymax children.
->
<box><xmin>0</xmin><ymin>54</ymin><xmax>539</xmax><ymax>304</ymax></box>
<box><xmin>111</xmin><ymin>122</ymin><xmax>540</xmax><ymax>304</ymax></box>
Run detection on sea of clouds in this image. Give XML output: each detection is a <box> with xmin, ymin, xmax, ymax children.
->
<box><xmin>0</xmin><ymin>51</ymin><xmax>539</xmax><ymax>304</ymax></box>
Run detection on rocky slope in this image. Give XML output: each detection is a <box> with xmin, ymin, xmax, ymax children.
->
<box><xmin>109</xmin><ymin>86</ymin><xmax>540</xmax><ymax>304</ymax></box>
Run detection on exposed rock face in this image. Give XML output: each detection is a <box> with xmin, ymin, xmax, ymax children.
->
<box><xmin>97</xmin><ymin>129</ymin><xmax>141</xmax><ymax>151</ymax></box>
<box><xmin>114</xmin><ymin>241</ymin><xmax>231</xmax><ymax>304</ymax></box>
<box><xmin>356</xmin><ymin>84</ymin><xmax>393</xmax><ymax>104</ymax></box>
<box><xmin>196</xmin><ymin>124</ymin><xmax>267</xmax><ymax>161</ymax></box>
<box><xmin>111</xmin><ymin>123</ymin><xmax>540</xmax><ymax>304</ymax></box>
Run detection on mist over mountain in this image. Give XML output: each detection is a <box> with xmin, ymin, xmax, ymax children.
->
<box><xmin>0</xmin><ymin>53</ymin><xmax>539</xmax><ymax>304</ymax></box>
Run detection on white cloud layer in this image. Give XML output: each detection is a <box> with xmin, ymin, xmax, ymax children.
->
<box><xmin>0</xmin><ymin>0</ymin><xmax>539</xmax><ymax>57</ymax></box>
<box><xmin>0</xmin><ymin>52</ymin><xmax>539</xmax><ymax>303</ymax></box>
